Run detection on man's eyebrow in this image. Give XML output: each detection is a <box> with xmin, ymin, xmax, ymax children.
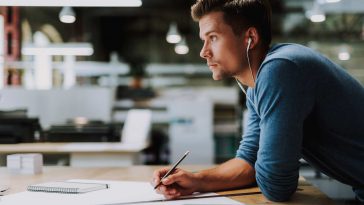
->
<box><xmin>200</xmin><ymin>30</ymin><xmax>216</xmax><ymax>40</ymax></box>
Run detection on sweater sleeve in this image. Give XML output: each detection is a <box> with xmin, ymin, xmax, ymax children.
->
<box><xmin>236</xmin><ymin>92</ymin><xmax>261</xmax><ymax>168</ymax></box>
<box><xmin>254</xmin><ymin>59</ymin><xmax>313</xmax><ymax>201</ymax></box>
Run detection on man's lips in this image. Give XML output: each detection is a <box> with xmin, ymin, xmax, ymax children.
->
<box><xmin>207</xmin><ymin>63</ymin><xmax>218</xmax><ymax>67</ymax></box>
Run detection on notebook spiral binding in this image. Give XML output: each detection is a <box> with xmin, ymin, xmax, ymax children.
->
<box><xmin>27</xmin><ymin>185</ymin><xmax>79</xmax><ymax>194</ymax></box>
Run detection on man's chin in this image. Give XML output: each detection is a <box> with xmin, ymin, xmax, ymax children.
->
<box><xmin>212</xmin><ymin>74</ymin><xmax>223</xmax><ymax>81</ymax></box>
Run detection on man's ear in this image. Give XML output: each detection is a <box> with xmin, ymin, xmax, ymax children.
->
<box><xmin>244</xmin><ymin>27</ymin><xmax>259</xmax><ymax>49</ymax></box>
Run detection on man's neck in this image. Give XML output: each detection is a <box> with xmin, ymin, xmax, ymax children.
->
<box><xmin>235</xmin><ymin>47</ymin><xmax>269</xmax><ymax>88</ymax></box>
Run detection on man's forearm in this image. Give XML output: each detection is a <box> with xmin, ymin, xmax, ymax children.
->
<box><xmin>194</xmin><ymin>158</ymin><xmax>256</xmax><ymax>192</ymax></box>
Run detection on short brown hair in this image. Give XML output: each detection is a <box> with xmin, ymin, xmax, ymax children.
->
<box><xmin>191</xmin><ymin>0</ymin><xmax>272</xmax><ymax>47</ymax></box>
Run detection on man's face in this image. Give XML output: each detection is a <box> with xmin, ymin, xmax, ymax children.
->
<box><xmin>199</xmin><ymin>11</ymin><xmax>245</xmax><ymax>81</ymax></box>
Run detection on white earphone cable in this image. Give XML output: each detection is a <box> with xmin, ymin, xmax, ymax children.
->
<box><xmin>236</xmin><ymin>37</ymin><xmax>256</xmax><ymax>107</ymax></box>
<box><xmin>247</xmin><ymin>38</ymin><xmax>255</xmax><ymax>84</ymax></box>
<box><xmin>236</xmin><ymin>78</ymin><xmax>255</xmax><ymax>106</ymax></box>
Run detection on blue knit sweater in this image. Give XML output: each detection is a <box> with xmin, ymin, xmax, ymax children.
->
<box><xmin>236</xmin><ymin>43</ymin><xmax>364</xmax><ymax>201</ymax></box>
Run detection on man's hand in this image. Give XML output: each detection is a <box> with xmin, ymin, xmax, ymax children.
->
<box><xmin>152</xmin><ymin>167</ymin><xmax>200</xmax><ymax>199</ymax></box>
<box><xmin>152</xmin><ymin>159</ymin><xmax>256</xmax><ymax>199</ymax></box>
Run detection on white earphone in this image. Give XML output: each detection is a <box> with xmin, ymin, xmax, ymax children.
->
<box><xmin>247</xmin><ymin>37</ymin><xmax>255</xmax><ymax>83</ymax></box>
<box><xmin>235</xmin><ymin>36</ymin><xmax>256</xmax><ymax>106</ymax></box>
<box><xmin>247</xmin><ymin>37</ymin><xmax>252</xmax><ymax>50</ymax></box>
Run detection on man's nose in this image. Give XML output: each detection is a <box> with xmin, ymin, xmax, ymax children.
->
<box><xmin>200</xmin><ymin>43</ymin><xmax>211</xmax><ymax>59</ymax></box>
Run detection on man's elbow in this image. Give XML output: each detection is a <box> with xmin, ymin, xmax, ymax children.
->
<box><xmin>256</xmin><ymin>172</ymin><xmax>298</xmax><ymax>202</ymax></box>
<box><xmin>260</xmin><ymin>185</ymin><xmax>296</xmax><ymax>202</ymax></box>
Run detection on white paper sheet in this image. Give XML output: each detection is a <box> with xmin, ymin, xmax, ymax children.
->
<box><xmin>1</xmin><ymin>179</ymin><xmax>244</xmax><ymax>205</ymax></box>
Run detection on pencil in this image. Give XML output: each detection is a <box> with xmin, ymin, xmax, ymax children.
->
<box><xmin>154</xmin><ymin>151</ymin><xmax>190</xmax><ymax>189</ymax></box>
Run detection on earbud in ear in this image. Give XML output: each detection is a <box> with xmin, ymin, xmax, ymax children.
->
<box><xmin>247</xmin><ymin>37</ymin><xmax>252</xmax><ymax>50</ymax></box>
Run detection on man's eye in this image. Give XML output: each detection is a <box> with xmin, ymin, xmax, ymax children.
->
<box><xmin>210</xmin><ymin>36</ymin><xmax>217</xmax><ymax>41</ymax></box>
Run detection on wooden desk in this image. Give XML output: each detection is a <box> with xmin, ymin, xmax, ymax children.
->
<box><xmin>0</xmin><ymin>166</ymin><xmax>335</xmax><ymax>204</ymax></box>
<box><xmin>0</xmin><ymin>142</ymin><xmax>147</xmax><ymax>167</ymax></box>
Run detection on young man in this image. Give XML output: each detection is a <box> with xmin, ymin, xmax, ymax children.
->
<box><xmin>152</xmin><ymin>0</ymin><xmax>364</xmax><ymax>202</ymax></box>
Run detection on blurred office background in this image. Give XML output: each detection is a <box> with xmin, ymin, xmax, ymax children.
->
<box><xmin>0</xmin><ymin>0</ymin><xmax>363</xmax><ymax>203</ymax></box>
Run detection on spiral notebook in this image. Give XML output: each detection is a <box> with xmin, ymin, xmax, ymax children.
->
<box><xmin>27</xmin><ymin>181</ymin><xmax>109</xmax><ymax>194</ymax></box>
